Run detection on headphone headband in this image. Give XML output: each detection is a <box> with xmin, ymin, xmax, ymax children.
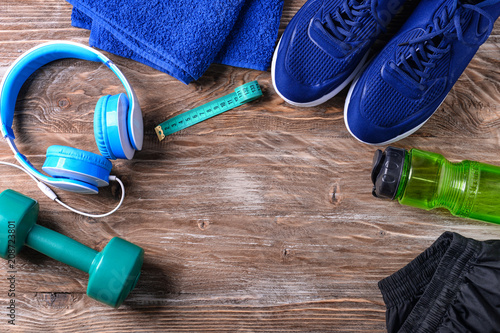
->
<box><xmin>0</xmin><ymin>41</ymin><xmax>143</xmax><ymax>150</ymax></box>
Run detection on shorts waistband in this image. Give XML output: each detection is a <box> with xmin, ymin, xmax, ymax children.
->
<box><xmin>378</xmin><ymin>231</ymin><xmax>480</xmax><ymax>332</ymax></box>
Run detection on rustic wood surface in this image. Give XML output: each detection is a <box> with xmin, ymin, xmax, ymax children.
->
<box><xmin>0</xmin><ymin>0</ymin><xmax>499</xmax><ymax>331</ymax></box>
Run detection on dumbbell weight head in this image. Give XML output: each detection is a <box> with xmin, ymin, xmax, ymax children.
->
<box><xmin>0</xmin><ymin>189</ymin><xmax>38</xmax><ymax>258</ymax></box>
<box><xmin>87</xmin><ymin>237</ymin><xmax>143</xmax><ymax>307</ymax></box>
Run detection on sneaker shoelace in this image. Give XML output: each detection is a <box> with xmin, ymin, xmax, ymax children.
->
<box><xmin>395</xmin><ymin>0</ymin><xmax>494</xmax><ymax>89</ymax></box>
<box><xmin>324</xmin><ymin>0</ymin><xmax>387</xmax><ymax>51</ymax></box>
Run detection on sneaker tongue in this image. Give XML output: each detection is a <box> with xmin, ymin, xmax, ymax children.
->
<box><xmin>435</xmin><ymin>0</ymin><xmax>460</xmax><ymax>21</ymax></box>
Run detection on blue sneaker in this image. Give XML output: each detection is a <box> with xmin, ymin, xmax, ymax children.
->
<box><xmin>271</xmin><ymin>0</ymin><xmax>407</xmax><ymax>107</ymax></box>
<box><xmin>345</xmin><ymin>0</ymin><xmax>500</xmax><ymax>145</ymax></box>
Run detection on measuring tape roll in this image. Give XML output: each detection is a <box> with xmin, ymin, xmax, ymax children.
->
<box><xmin>155</xmin><ymin>81</ymin><xmax>262</xmax><ymax>141</ymax></box>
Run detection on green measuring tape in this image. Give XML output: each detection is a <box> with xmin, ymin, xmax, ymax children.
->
<box><xmin>155</xmin><ymin>81</ymin><xmax>262</xmax><ymax>141</ymax></box>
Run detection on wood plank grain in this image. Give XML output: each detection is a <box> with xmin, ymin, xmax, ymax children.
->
<box><xmin>0</xmin><ymin>0</ymin><xmax>499</xmax><ymax>332</ymax></box>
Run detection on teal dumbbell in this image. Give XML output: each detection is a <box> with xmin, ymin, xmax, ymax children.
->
<box><xmin>0</xmin><ymin>189</ymin><xmax>143</xmax><ymax>308</ymax></box>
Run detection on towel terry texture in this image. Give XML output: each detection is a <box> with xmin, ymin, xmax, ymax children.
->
<box><xmin>68</xmin><ymin>0</ymin><xmax>284</xmax><ymax>84</ymax></box>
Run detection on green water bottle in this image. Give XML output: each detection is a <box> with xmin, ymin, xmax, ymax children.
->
<box><xmin>371</xmin><ymin>147</ymin><xmax>500</xmax><ymax>224</ymax></box>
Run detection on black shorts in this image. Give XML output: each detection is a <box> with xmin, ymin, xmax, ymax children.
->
<box><xmin>378</xmin><ymin>232</ymin><xmax>500</xmax><ymax>333</ymax></box>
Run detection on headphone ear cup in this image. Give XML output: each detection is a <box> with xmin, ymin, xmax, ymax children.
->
<box><xmin>94</xmin><ymin>95</ymin><xmax>115</xmax><ymax>160</ymax></box>
<box><xmin>42</xmin><ymin>145</ymin><xmax>112</xmax><ymax>188</ymax></box>
<box><xmin>94</xmin><ymin>93</ymin><xmax>135</xmax><ymax>160</ymax></box>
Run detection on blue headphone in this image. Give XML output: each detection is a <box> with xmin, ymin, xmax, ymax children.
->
<box><xmin>0</xmin><ymin>42</ymin><xmax>143</xmax><ymax>195</ymax></box>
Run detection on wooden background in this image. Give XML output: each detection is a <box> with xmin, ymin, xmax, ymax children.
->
<box><xmin>0</xmin><ymin>0</ymin><xmax>499</xmax><ymax>331</ymax></box>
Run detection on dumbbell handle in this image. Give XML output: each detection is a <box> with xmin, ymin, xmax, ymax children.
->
<box><xmin>25</xmin><ymin>224</ymin><xmax>98</xmax><ymax>273</ymax></box>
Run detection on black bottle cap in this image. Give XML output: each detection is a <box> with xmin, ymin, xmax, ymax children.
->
<box><xmin>371</xmin><ymin>147</ymin><xmax>406</xmax><ymax>200</ymax></box>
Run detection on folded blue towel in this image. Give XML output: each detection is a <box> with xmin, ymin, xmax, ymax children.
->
<box><xmin>68</xmin><ymin>0</ymin><xmax>284</xmax><ymax>84</ymax></box>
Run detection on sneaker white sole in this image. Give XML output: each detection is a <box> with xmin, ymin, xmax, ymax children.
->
<box><xmin>271</xmin><ymin>37</ymin><xmax>371</xmax><ymax>108</ymax></box>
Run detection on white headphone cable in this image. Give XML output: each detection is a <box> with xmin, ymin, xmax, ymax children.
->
<box><xmin>0</xmin><ymin>160</ymin><xmax>39</xmax><ymax>182</ymax></box>
<box><xmin>0</xmin><ymin>161</ymin><xmax>125</xmax><ymax>218</ymax></box>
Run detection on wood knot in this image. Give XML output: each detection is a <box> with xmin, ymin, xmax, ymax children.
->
<box><xmin>281</xmin><ymin>247</ymin><xmax>292</xmax><ymax>261</ymax></box>
<box><xmin>57</xmin><ymin>97</ymin><xmax>71</xmax><ymax>109</ymax></box>
<box><xmin>329</xmin><ymin>182</ymin><xmax>341</xmax><ymax>206</ymax></box>
<box><xmin>198</xmin><ymin>220</ymin><xmax>210</xmax><ymax>230</ymax></box>
<box><xmin>35</xmin><ymin>292</ymin><xmax>76</xmax><ymax>308</ymax></box>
